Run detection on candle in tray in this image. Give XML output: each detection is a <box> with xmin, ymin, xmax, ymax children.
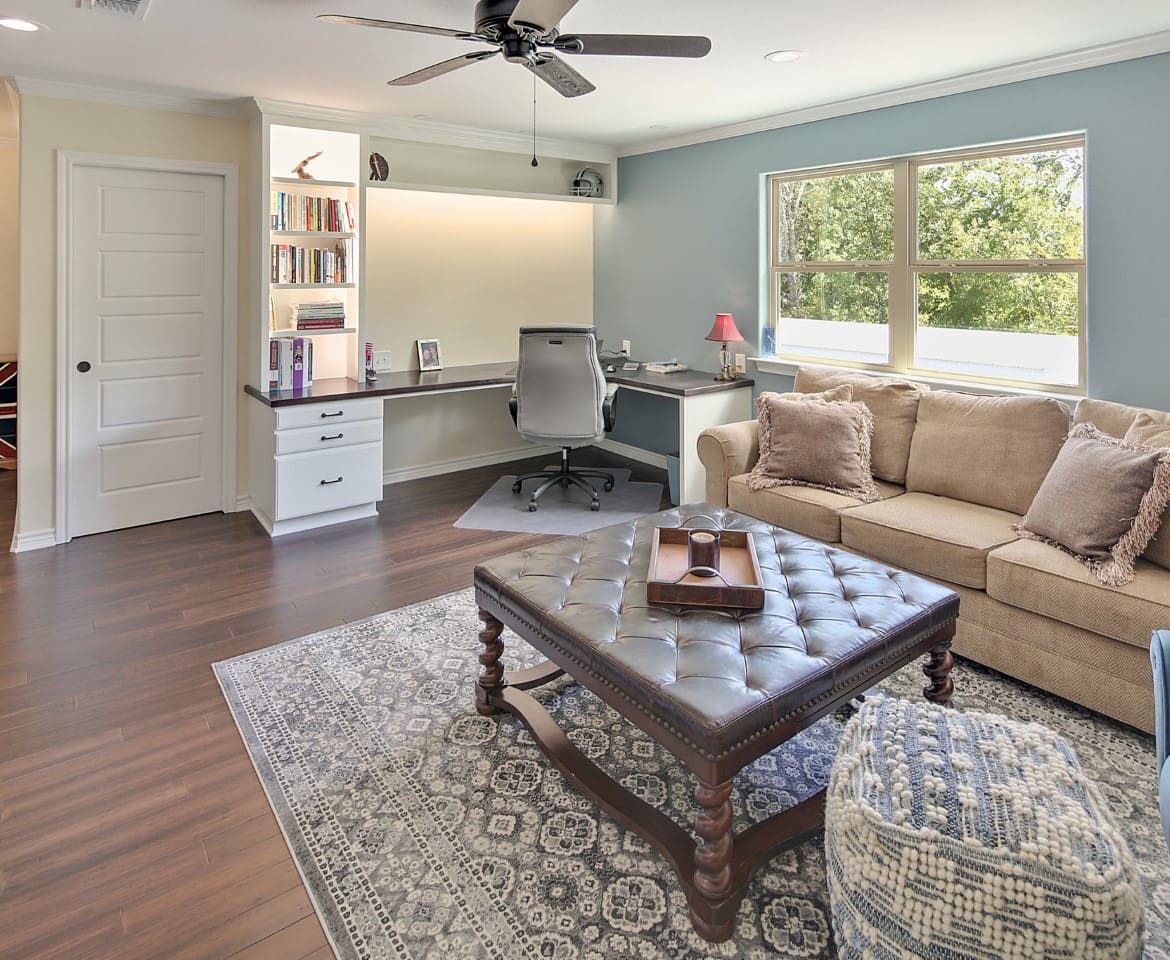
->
<box><xmin>688</xmin><ymin>530</ymin><xmax>721</xmax><ymax>576</ymax></box>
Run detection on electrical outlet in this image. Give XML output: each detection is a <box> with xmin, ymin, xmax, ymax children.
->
<box><xmin>372</xmin><ymin>350</ymin><xmax>393</xmax><ymax>372</ymax></box>
<box><xmin>621</xmin><ymin>339</ymin><xmax>632</xmax><ymax>356</ymax></box>
<box><xmin>734</xmin><ymin>353</ymin><xmax>747</xmax><ymax>375</ymax></box>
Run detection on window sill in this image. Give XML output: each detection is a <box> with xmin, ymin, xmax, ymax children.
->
<box><xmin>750</xmin><ymin>357</ymin><xmax>1085</xmax><ymax>402</ymax></box>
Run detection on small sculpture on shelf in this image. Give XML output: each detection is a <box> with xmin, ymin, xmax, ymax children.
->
<box><xmin>369</xmin><ymin>152</ymin><xmax>389</xmax><ymax>182</ymax></box>
<box><xmin>291</xmin><ymin>151</ymin><xmax>323</xmax><ymax>180</ymax></box>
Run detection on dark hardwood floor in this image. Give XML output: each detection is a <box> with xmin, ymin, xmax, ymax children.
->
<box><xmin>0</xmin><ymin>451</ymin><xmax>669</xmax><ymax>960</ymax></box>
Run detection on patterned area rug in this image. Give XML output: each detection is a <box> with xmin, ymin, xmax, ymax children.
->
<box><xmin>214</xmin><ymin>589</ymin><xmax>1170</xmax><ymax>960</ymax></box>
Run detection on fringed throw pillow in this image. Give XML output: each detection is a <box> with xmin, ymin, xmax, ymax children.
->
<box><xmin>753</xmin><ymin>384</ymin><xmax>853</xmax><ymax>475</ymax></box>
<box><xmin>749</xmin><ymin>394</ymin><xmax>879</xmax><ymax>502</ymax></box>
<box><xmin>1016</xmin><ymin>422</ymin><xmax>1170</xmax><ymax>586</ymax></box>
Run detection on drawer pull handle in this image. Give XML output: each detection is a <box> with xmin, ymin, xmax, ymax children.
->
<box><xmin>320</xmin><ymin>477</ymin><xmax>344</xmax><ymax>485</ymax></box>
<box><xmin>321</xmin><ymin>410</ymin><xmax>344</xmax><ymax>418</ymax></box>
<box><xmin>321</xmin><ymin>433</ymin><xmax>344</xmax><ymax>441</ymax></box>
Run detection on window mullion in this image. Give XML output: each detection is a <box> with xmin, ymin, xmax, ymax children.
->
<box><xmin>889</xmin><ymin>160</ymin><xmax>913</xmax><ymax>372</ymax></box>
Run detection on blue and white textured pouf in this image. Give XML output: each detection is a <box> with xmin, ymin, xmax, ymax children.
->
<box><xmin>825</xmin><ymin>695</ymin><xmax>1145</xmax><ymax>959</ymax></box>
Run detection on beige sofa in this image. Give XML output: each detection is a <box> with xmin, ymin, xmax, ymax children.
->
<box><xmin>697</xmin><ymin>367</ymin><xmax>1170</xmax><ymax>733</ymax></box>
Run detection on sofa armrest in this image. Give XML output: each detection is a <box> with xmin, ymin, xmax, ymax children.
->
<box><xmin>697</xmin><ymin>420</ymin><xmax>759</xmax><ymax>507</ymax></box>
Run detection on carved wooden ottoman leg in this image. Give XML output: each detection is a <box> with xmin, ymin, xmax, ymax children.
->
<box><xmin>476</xmin><ymin>609</ymin><xmax>506</xmax><ymax>716</ymax></box>
<box><xmin>923</xmin><ymin>635</ymin><xmax>954</xmax><ymax>708</ymax></box>
<box><xmin>691</xmin><ymin>779</ymin><xmax>735</xmax><ymax>941</ymax></box>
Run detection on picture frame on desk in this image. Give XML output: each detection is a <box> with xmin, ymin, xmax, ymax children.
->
<box><xmin>417</xmin><ymin>338</ymin><xmax>443</xmax><ymax>371</ymax></box>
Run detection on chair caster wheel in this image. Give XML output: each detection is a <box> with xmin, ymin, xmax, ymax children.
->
<box><xmin>528</xmin><ymin>502</ymin><xmax>538</xmax><ymax>512</ymax></box>
<box><xmin>512</xmin><ymin>481</ymin><xmax>522</xmax><ymax>494</ymax></box>
<box><xmin>590</xmin><ymin>500</ymin><xmax>600</xmax><ymax>512</ymax></box>
<box><xmin>603</xmin><ymin>480</ymin><xmax>615</xmax><ymax>492</ymax></box>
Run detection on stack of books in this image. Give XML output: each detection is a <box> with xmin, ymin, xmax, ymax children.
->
<box><xmin>291</xmin><ymin>300</ymin><xmax>347</xmax><ymax>330</ymax></box>
<box><xmin>266</xmin><ymin>337</ymin><xmax>314</xmax><ymax>392</ymax></box>
<box><xmin>269</xmin><ymin>239</ymin><xmax>353</xmax><ymax>285</ymax></box>
<box><xmin>270</xmin><ymin>192</ymin><xmax>355</xmax><ymax>233</ymax></box>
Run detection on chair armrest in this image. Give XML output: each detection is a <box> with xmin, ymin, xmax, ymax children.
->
<box><xmin>1154</xmin><ymin>630</ymin><xmax>1170</xmax><ymax>773</ymax></box>
<box><xmin>508</xmin><ymin>387</ymin><xmax>518</xmax><ymax>426</ymax></box>
<box><xmin>696</xmin><ymin>420</ymin><xmax>759</xmax><ymax>508</ymax></box>
<box><xmin>602</xmin><ymin>383</ymin><xmax>619</xmax><ymax>433</ymax></box>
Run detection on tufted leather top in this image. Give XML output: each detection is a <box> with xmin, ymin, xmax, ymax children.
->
<box><xmin>475</xmin><ymin>504</ymin><xmax>959</xmax><ymax>767</ymax></box>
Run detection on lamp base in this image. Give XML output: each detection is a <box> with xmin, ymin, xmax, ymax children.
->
<box><xmin>713</xmin><ymin>372</ymin><xmax>741</xmax><ymax>382</ymax></box>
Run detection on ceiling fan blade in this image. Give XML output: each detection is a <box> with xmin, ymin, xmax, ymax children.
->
<box><xmin>389</xmin><ymin>51</ymin><xmax>499</xmax><ymax>86</ymax></box>
<box><xmin>508</xmin><ymin>0</ymin><xmax>579</xmax><ymax>33</ymax></box>
<box><xmin>526</xmin><ymin>54</ymin><xmax>595</xmax><ymax>98</ymax></box>
<box><xmin>559</xmin><ymin>34</ymin><xmax>712</xmax><ymax>58</ymax></box>
<box><xmin>317</xmin><ymin>14</ymin><xmax>474</xmax><ymax>40</ymax></box>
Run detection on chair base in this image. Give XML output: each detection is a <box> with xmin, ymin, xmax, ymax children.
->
<box><xmin>512</xmin><ymin>448</ymin><xmax>614</xmax><ymax>512</ymax></box>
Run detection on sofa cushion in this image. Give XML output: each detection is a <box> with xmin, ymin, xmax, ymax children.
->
<box><xmin>1017</xmin><ymin>423</ymin><xmax>1170</xmax><ymax>586</ymax></box>
<box><xmin>748</xmin><ymin>395</ymin><xmax>879</xmax><ymax>502</ymax></box>
<box><xmin>840</xmin><ymin>492</ymin><xmax>1020</xmax><ymax>589</ymax></box>
<box><xmin>793</xmin><ymin>367</ymin><xmax>927</xmax><ymax>485</ymax></box>
<box><xmin>728</xmin><ymin>473</ymin><xmax>903</xmax><ymax>543</ymax></box>
<box><xmin>1074</xmin><ymin>397</ymin><xmax>1170</xmax><ymax>439</ymax></box>
<box><xmin>905</xmin><ymin>390</ymin><xmax>1071</xmax><ymax>515</ymax></box>
<box><xmin>987</xmin><ymin>538</ymin><xmax>1170</xmax><ymax>649</ymax></box>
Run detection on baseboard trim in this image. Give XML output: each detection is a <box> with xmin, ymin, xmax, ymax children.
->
<box><xmin>234</xmin><ymin>495</ymin><xmax>252</xmax><ymax>513</ymax></box>
<box><xmin>382</xmin><ymin>445</ymin><xmax>561</xmax><ymax>486</ymax></box>
<box><xmin>10</xmin><ymin>529</ymin><xmax>58</xmax><ymax>553</ymax></box>
<box><xmin>597</xmin><ymin>439</ymin><xmax>669</xmax><ymax>471</ymax></box>
<box><xmin>250</xmin><ymin>501</ymin><xmax>377</xmax><ymax>537</ymax></box>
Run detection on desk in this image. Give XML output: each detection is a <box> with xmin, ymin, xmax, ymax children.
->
<box><xmin>245</xmin><ymin>363</ymin><xmax>753</xmax><ymax>536</ymax></box>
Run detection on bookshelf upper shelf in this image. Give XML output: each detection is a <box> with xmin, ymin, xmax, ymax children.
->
<box><xmin>271</xmin><ymin>176</ymin><xmax>357</xmax><ymax>189</ymax></box>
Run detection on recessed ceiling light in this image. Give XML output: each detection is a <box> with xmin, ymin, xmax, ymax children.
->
<box><xmin>0</xmin><ymin>15</ymin><xmax>45</xmax><ymax>31</ymax></box>
<box><xmin>648</xmin><ymin>124</ymin><xmax>669</xmax><ymax>131</ymax></box>
<box><xmin>765</xmin><ymin>50</ymin><xmax>803</xmax><ymax>63</ymax></box>
<box><xmin>413</xmin><ymin>114</ymin><xmax>432</xmax><ymax>121</ymax></box>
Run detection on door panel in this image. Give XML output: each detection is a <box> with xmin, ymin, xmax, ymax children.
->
<box><xmin>69</xmin><ymin>164</ymin><xmax>225</xmax><ymax>538</ymax></box>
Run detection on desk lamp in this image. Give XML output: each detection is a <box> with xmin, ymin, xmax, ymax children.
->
<box><xmin>705</xmin><ymin>313</ymin><xmax>745</xmax><ymax>381</ymax></box>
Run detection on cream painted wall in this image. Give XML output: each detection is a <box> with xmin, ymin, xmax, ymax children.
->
<box><xmin>15</xmin><ymin>95</ymin><xmax>256</xmax><ymax>543</ymax></box>
<box><xmin>0</xmin><ymin>141</ymin><xmax>17</xmax><ymax>357</ymax></box>
<box><xmin>364</xmin><ymin>188</ymin><xmax>593</xmax><ymax>476</ymax></box>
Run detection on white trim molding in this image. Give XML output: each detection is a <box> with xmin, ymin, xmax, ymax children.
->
<box><xmin>620</xmin><ymin>29</ymin><xmax>1170</xmax><ymax>158</ymax></box>
<box><xmin>9</xmin><ymin>76</ymin><xmax>247</xmax><ymax>119</ymax></box>
<box><xmin>55</xmin><ymin>152</ymin><xmax>240</xmax><ymax>544</ymax></box>
<box><xmin>11</xmin><ymin>529</ymin><xmax>57</xmax><ymax>553</ymax></box>
<box><xmin>234</xmin><ymin>495</ymin><xmax>253</xmax><ymax>514</ymax></box>
<box><xmin>596</xmin><ymin>439</ymin><xmax>669</xmax><ymax>471</ymax></box>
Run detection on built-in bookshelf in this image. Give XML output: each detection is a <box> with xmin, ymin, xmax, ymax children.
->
<box><xmin>263</xmin><ymin>124</ymin><xmax>363</xmax><ymax>387</ymax></box>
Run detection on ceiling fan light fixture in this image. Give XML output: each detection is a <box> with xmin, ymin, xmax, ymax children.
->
<box><xmin>765</xmin><ymin>49</ymin><xmax>803</xmax><ymax>63</ymax></box>
<box><xmin>0</xmin><ymin>16</ymin><xmax>45</xmax><ymax>31</ymax></box>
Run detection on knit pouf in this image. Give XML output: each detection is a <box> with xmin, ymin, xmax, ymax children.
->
<box><xmin>825</xmin><ymin>696</ymin><xmax>1145</xmax><ymax>960</ymax></box>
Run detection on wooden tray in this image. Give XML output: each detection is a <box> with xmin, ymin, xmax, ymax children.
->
<box><xmin>647</xmin><ymin>527</ymin><xmax>765</xmax><ymax>609</ymax></box>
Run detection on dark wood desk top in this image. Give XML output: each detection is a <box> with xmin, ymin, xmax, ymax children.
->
<box><xmin>245</xmin><ymin>362</ymin><xmax>753</xmax><ymax>408</ymax></box>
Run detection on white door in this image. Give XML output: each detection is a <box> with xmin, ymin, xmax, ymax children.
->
<box><xmin>68</xmin><ymin>164</ymin><xmax>225</xmax><ymax>538</ymax></box>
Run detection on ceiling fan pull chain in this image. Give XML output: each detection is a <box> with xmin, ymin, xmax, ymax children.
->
<box><xmin>531</xmin><ymin>69</ymin><xmax>539</xmax><ymax>167</ymax></box>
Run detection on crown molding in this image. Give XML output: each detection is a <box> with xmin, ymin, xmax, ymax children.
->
<box><xmin>619</xmin><ymin>29</ymin><xmax>1170</xmax><ymax>158</ymax></box>
<box><xmin>253</xmin><ymin>97</ymin><xmax>616</xmax><ymax>164</ymax></box>
<box><xmin>7</xmin><ymin>76</ymin><xmax>248</xmax><ymax>120</ymax></box>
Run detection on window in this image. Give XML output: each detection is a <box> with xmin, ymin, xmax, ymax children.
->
<box><xmin>768</xmin><ymin>137</ymin><xmax>1085</xmax><ymax>390</ymax></box>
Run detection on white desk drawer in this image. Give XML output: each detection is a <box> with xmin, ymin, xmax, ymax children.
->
<box><xmin>275</xmin><ymin>443</ymin><xmax>383</xmax><ymax>520</ymax></box>
<box><xmin>275</xmin><ymin>418</ymin><xmax>383</xmax><ymax>456</ymax></box>
<box><xmin>275</xmin><ymin>397</ymin><xmax>382</xmax><ymax>431</ymax></box>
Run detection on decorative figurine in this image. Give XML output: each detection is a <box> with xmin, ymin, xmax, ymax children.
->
<box><xmin>292</xmin><ymin>151</ymin><xmax>323</xmax><ymax>180</ymax></box>
<box><xmin>365</xmin><ymin>342</ymin><xmax>378</xmax><ymax>382</ymax></box>
<box><xmin>369</xmin><ymin>152</ymin><xmax>389</xmax><ymax>182</ymax></box>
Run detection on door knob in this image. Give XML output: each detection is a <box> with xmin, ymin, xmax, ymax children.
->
<box><xmin>77</xmin><ymin>361</ymin><xmax>92</xmax><ymax>373</ymax></box>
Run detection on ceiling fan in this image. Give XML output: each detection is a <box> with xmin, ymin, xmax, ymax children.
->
<box><xmin>318</xmin><ymin>0</ymin><xmax>712</xmax><ymax>98</ymax></box>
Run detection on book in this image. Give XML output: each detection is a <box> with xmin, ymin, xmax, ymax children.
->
<box><xmin>266</xmin><ymin>339</ymin><xmax>280</xmax><ymax>391</ymax></box>
<box><xmin>644</xmin><ymin>361</ymin><xmax>690</xmax><ymax>374</ymax></box>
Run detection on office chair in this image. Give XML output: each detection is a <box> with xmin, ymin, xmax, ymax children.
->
<box><xmin>509</xmin><ymin>326</ymin><xmax>619</xmax><ymax>512</ymax></box>
<box><xmin>1154</xmin><ymin>630</ymin><xmax>1170</xmax><ymax>848</ymax></box>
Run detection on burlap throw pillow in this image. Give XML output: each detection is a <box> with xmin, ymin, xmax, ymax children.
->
<box><xmin>1125</xmin><ymin>413</ymin><xmax>1170</xmax><ymax>571</ymax></box>
<box><xmin>749</xmin><ymin>395</ymin><xmax>879</xmax><ymax>502</ymax></box>
<box><xmin>753</xmin><ymin>384</ymin><xmax>853</xmax><ymax>476</ymax></box>
<box><xmin>1016</xmin><ymin>423</ymin><xmax>1170</xmax><ymax>586</ymax></box>
<box><xmin>793</xmin><ymin>367</ymin><xmax>926</xmax><ymax>484</ymax></box>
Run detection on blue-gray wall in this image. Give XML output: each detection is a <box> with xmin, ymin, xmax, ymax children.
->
<box><xmin>595</xmin><ymin>53</ymin><xmax>1170</xmax><ymax>410</ymax></box>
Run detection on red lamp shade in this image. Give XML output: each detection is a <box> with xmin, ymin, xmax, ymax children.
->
<box><xmin>705</xmin><ymin>313</ymin><xmax>744</xmax><ymax>343</ymax></box>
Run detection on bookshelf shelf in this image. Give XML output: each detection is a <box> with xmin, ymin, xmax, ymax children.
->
<box><xmin>271</xmin><ymin>230</ymin><xmax>355</xmax><ymax>239</ymax></box>
<box><xmin>366</xmin><ymin>180</ymin><xmax>614</xmax><ymax>205</ymax></box>
<box><xmin>272</xmin><ymin>327</ymin><xmax>356</xmax><ymax>337</ymax></box>
<box><xmin>271</xmin><ymin>176</ymin><xmax>357</xmax><ymax>189</ymax></box>
<box><xmin>272</xmin><ymin>282</ymin><xmax>356</xmax><ymax>290</ymax></box>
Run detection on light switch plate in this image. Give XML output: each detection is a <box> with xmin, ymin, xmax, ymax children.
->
<box><xmin>734</xmin><ymin>353</ymin><xmax>747</xmax><ymax>374</ymax></box>
<box><xmin>372</xmin><ymin>350</ymin><xmax>393</xmax><ymax>372</ymax></box>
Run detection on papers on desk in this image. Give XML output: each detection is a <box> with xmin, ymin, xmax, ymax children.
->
<box><xmin>643</xmin><ymin>361</ymin><xmax>691</xmax><ymax>374</ymax></box>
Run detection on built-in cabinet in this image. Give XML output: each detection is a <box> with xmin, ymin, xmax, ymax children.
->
<box><xmin>246</xmin><ymin>101</ymin><xmax>617</xmax><ymax>536</ymax></box>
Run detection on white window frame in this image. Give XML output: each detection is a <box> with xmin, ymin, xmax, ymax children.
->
<box><xmin>767</xmin><ymin>135</ymin><xmax>1086</xmax><ymax>394</ymax></box>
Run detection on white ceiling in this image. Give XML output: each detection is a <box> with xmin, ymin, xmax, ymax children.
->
<box><xmin>1</xmin><ymin>0</ymin><xmax>1169</xmax><ymax>150</ymax></box>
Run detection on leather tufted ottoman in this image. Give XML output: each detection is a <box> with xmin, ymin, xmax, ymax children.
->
<box><xmin>473</xmin><ymin>504</ymin><xmax>960</xmax><ymax>941</ymax></box>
